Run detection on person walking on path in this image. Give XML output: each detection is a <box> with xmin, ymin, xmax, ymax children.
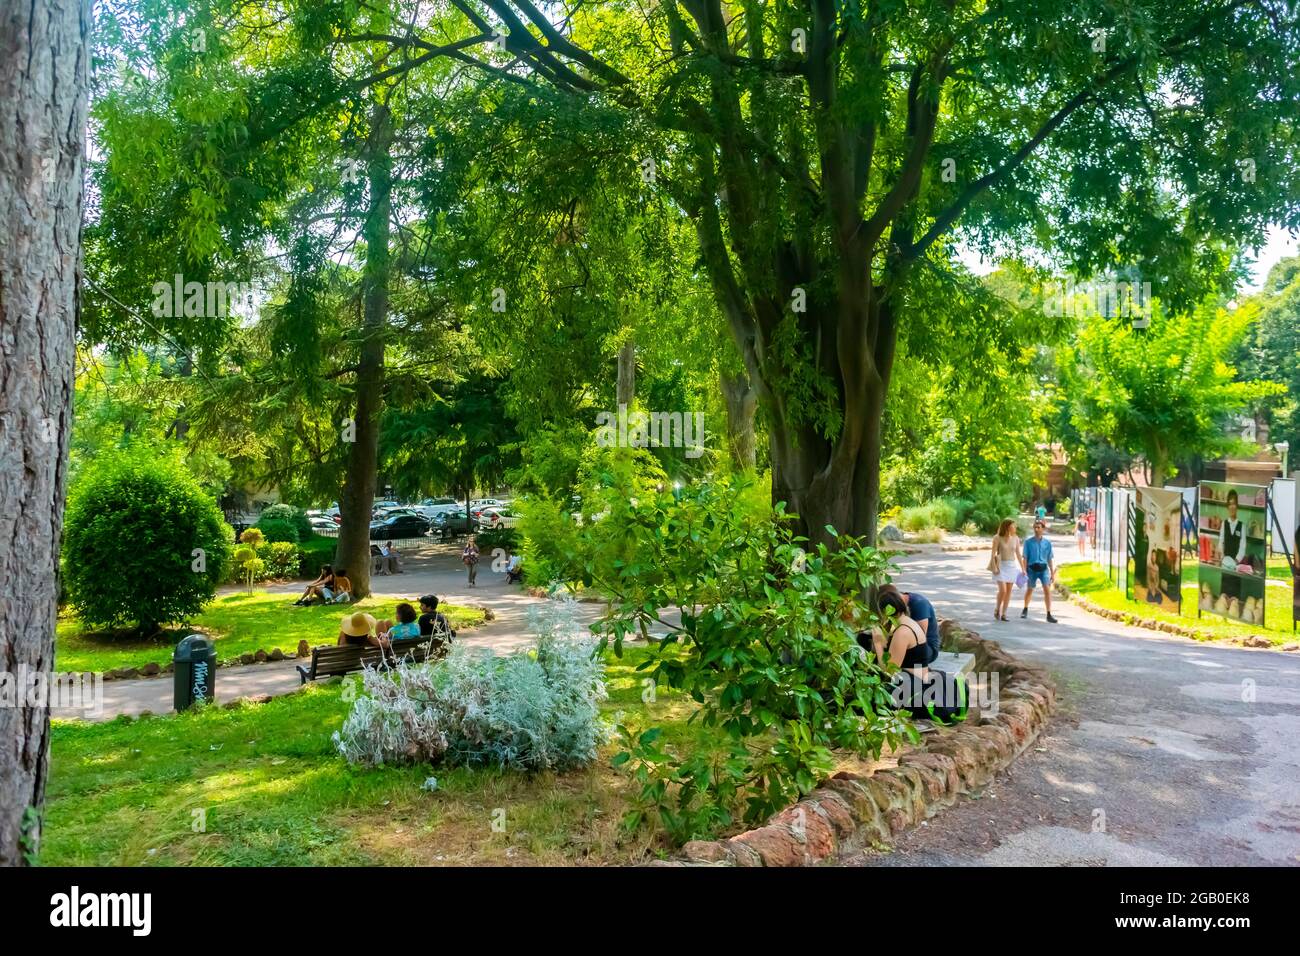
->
<box><xmin>989</xmin><ymin>518</ymin><xmax>1025</xmax><ymax>622</ymax></box>
<box><xmin>462</xmin><ymin>536</ymin><xmax>480</xmax><ymax>587</ymax></box>
<box><xmin>1076</xmin><ymin>510</ymin><xmax>1089</xmax><ymax>557</ymax></box>
<box><xmin>1021</xmin><ymin>519</ymin><xmax>1058</xmax><ymax>622</ymax></box>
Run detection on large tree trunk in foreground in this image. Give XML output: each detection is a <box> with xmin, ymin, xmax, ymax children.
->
<box><xmin>720</xmin><ymin>370</ymin><xmax>756</xmax><ymax>471</ymax></box>
<box><xmin>0</xmin><ymin>0</ymin><xmax>89</xmax><ymax>866</ymax></box>
<box><xmin>335</xmin><ymin>101</ymin><xmax>392</xmax><ymax>600</ymax></box>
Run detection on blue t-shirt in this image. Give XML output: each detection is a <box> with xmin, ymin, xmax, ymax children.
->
<box><xmin>1024</xmin><ymin>536</ymin><xmax>1054</xmax><ymax>566</ymax></box>
<box><xmin>905</xmin><ymin>591</ymin><xmax>940</xmax><ymax>652</ymax></box>
<box><xmin>388</xmin><ymin>621</ymin><xmax>420</xmax><ymax>640</ymax></box>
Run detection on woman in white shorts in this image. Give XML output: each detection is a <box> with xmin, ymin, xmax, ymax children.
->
<box><xmin>989</xmin><ymin>518</ymin><xmax>1026</xmax><ymax>622</ymax></box>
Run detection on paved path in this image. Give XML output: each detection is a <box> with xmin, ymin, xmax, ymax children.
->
<box><xmin>844</xmin><ymin>536</ymin><xmax>1300</xmax><ymax>866</ymax></box>
<box><xmin>55</xmin><ymin>546</ymin><xmax>606</xmax><ymax>722</ymax></box>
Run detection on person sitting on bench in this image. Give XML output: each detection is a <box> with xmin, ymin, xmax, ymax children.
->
<box><xmin>504</xmin><ymin>551</ymin><xmax>523</xmax><ymax>584</ymax></box>
<box><xmin>417</xmin><ymin>594</ymin><xmax>454</xmax><ymax>643</ymax></box>
<box><xmin>293</xmin><ymin>565</ymin><xmax>334</xmax><ymax>606</ymax></box>
<box><xmin>378</xmin><ymin>602</ymin><xmax>420</xmax><ymax>641</ymax></box>
<box><xmin>381</xmin><ymin>542</ymin><xmax>403</xmax><ymax>575</ymax></box>
<box><xmin>338</xmin><ymin>611</ymin><xmax>386</xmax><ymax>648</ymax></box>
<box><xmin>861</xmin><ymin>585</ymin><xmax>938</xmax><ymax>675</ymax></box>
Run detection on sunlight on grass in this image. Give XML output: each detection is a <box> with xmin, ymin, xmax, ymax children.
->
<box><xmin>1060</xmin><ymin>560</ymin><xmax>1297</xmax><ymax>644</ymax></box>
<box><xmin>55</xmin><ymin>591</ymin><xmax>487</xmax><ymax>674</ymax></box>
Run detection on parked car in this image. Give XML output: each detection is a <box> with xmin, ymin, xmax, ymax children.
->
<box><xmin>374</xmin><ymin>505</ymin><xmax>419</xmax><ymax>520</ymax></box>
<box><xmin>477</xmin><ymin>506</ymin><xmax>520</xmax><ymax>529</ymax></box>
<box><xmin>309</xmin><ymin>516</ymin><xmax>338</xmax><ymax>533</ymax></box>
<box><xmin>368</xmin><ymin>513</ymin><xmax>431</xmax><ymax>540</ymax></box>
<box><xmin>432</xmin><ymin>508</ymin><xmax>474</xmax><ymax>538</ymax></box>
<box><xmin>414</xmin><ymin>496</ymin><xmax>460</xmax><ymax>519</ymax></box>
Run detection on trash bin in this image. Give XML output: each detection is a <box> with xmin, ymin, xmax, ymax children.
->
<box><xmin>174</xmin><ymin>634</ymin><xmax>216</xmax><ymax>712</ymax></box>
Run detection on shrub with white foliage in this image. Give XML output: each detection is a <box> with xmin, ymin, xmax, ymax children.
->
<box><xmin>334</xmin><ymin>595</ymin><xmax>607</xmax><ymax>771</ymax></box>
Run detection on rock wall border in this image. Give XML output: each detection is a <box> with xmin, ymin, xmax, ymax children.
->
<box><xmin>668</xmin><ymin>618</ymin><xmax>1057</xmax><ymax>867</ymax></box>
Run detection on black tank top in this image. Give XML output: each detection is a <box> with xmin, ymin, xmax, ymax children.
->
<box><xmin>899</xmin><ymin>617</ymin><xmax>937</xmax><ymax>669</ymax></box>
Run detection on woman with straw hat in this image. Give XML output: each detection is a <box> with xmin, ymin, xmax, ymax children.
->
<box><xmin>337</xmin><ymin>611</ymin><xmax>385</xmax><ymax>648</ymax></box>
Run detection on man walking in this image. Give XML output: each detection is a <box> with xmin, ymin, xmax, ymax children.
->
<box><xmin>1021</xmin><ymin>519</ymin><xmax>1059</xmax><ymax>623</ymax></box>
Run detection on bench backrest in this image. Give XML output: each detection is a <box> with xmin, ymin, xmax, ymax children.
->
<box><xmin>308</xmin><ymin>635</ymin><xmax>450</xmax><ymax>679</ymax></box>
<box><xmin>309</xmin><ymin>643</ymin><xmax>386</xmax><ymax>678</ymax></box>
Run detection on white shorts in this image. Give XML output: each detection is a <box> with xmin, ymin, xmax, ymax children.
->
<box><xmin>994</xmin><ymin>562</ymin><xmax>1020</xmax><ymax>584</ymax></box>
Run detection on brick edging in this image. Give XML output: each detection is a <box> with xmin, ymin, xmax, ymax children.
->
<box><xmin>662</xmin><ymin>619</ymin><xmax>1057</xmax><ymax>867</ymax></box>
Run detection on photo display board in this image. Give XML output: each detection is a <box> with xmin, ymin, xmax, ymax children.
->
<box><xmin>1197</xmin><ymin>480</ymin><xmax>1268</xmax><ymax>624</ymax></box>
<box><xmin>1132</xmin><ymin>487</ymin><xmax>1184</xmax><ymax>610</ymax></box>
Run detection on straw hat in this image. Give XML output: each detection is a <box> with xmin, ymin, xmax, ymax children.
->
<box><xmin>340</xmin><ymin>612</ymin><xmax>377</xmax><ymax>638</ymax></box>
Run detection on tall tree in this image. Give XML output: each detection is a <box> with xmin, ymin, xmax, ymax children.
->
<box><xmin>356</xmin><ymin>0</ymin><xmax>1300</xmax><ymax>544</ymax></box>
<box><xmin>0</xmin><ymin>0</ymin><xmax>90</xmax><ymax>866</ymax></box>
<box><xmin>1236</xmin><ymin>255</ymin><xmax>1300</xmax><ymax>459</ymax></box>
<box><xmin>1059</xmin><ymin>298</ymin><xmax>1283</xmax><ymax>485</ymax></box>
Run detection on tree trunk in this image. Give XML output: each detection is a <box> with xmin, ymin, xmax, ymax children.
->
<box><xmin>334</xmin><ymin>101</ymin><xmax>392</xmax><ymax>600</ymax></box>
<box><xmin>720</xmin><ymin>370</ymin><xmax>756</xmax><ymax>471</ymax></box>
<box><xmin>616</xmin><ymin>339</ymin><xmax>635</xmax><ymax>408</ymax></box>
<box><xmin>0</xmin><ymin>0</ymin><xmax>89</xmax><ymax>866</ymax></box>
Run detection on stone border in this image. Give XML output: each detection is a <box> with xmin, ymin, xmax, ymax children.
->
<box><xmin>668</xmin><ymin>619</ymin><xmax>1057</xmax><ymax>866</ymax></box>
<box><xmin>94</xmin><ymin>605</ymin><xmax>497</xmax><ymax>681</ymax></box>
<box><xmin>1055</xmin><ymin>583</ymin><xmax>1300</xmax><ymax>652</ymax></box>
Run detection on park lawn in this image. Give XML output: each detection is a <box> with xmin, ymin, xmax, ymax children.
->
<box><xmin>1059</xmin><ymin>561</ymin><xmax>1297</xmax><ymax>645</ymax></box>
<box><xmin>44</xmin><ymin>646</ymin><xmax>725</xmax><ymax>866</ymax></box>
<box><xmin>54</xmin><ymin>591</ymin><xmax>488</xmax><ymax>675</ymax></box>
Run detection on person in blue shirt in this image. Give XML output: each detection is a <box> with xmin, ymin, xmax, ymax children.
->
<box><xmin>1021</xmin><ymin>519</ymin><xmax>1059</xmax><ymax>623</ymax></box>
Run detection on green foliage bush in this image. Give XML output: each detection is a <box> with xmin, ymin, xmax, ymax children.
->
<box><xmin>475</xmin><ymin>525</ymin><xmax>520</xmax><ymax>554</ymax></box>
<box><xmin>256</xmin><ymin>504</ymin><xmax>312</xmax><ymax>543</ymax></box>
<box><xmin>263</xmin><ymin>541</ymin><xmax>301</xmax><ymax>578</ymax></box>
<box><xmin>62</xmin><ymin>450</ymin><xmax>232</xmax><ymax>631</ymax></box>
<box><xmin>298</xmin><ymin>535</ymin><xmax>336</xmax><ymax>578</ymax></box>
<box><xmin>969</xmin><ymin>483</ymin><xmax>1020</xmax><ymax>532</ymax></box>
<box><xmin>529</xmin><ymin>472</ymin><xmax>913</xmax><ymax>843</ymax></box>
<box><xmin>899</xmin><ymin>496</ymin><xmax>972</xmax><ymax>532</ymax></box>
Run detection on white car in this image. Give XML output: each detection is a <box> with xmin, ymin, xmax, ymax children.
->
<box><xmin>477</xmin><ymin>507</ymin><xmax>520</xmax><ymax>529</ymax></box>
<box><xmin>309</xmin><ymin>516</ymin><xmax>338</xmax><ymax>533</ymax></box>
<box><xmin>414</xmin><ymin>497</ymin><xmax>462</xmax><ymax>519</ymax></box>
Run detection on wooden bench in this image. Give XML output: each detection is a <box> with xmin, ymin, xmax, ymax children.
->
<box><xmin>296</xmin><ymin>635</ymin><xmax>449</xmax><ymax>684</ymax></box>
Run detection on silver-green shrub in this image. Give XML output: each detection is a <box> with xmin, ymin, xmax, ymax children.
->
<box><xmin>334</xmin><ymin>596</ymin><xmax>607</xmax><ymax>771</ymax></box>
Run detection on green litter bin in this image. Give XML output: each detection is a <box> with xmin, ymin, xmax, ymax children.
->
<box><xmin>174</xmin><ymin>634</ymin><xmax>216</xmax><ymax>712</ymax></box>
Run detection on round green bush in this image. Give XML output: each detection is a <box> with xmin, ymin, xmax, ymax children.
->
<box><xmin>255</xmin><ymin>504</ymin><xmax>310</xmax><ymax>543</ymax></box>
<box><xmin>62</xmin><ymin>451</ymin><xmax>233</xmax><ymax>632</ymax></box>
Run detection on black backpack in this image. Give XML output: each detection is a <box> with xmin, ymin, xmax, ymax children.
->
<box><xmin>893</xmin><ymin>670</ymin><xmax>969</xmax><ymax>725</ymax></box>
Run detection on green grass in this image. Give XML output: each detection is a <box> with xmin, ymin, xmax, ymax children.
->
<box><xmin>55</xmin><ymin>591</ymin><xmax>488</xmax><ymax>674</ymax></box>
<box><xmin>1059</xmin><ymin>560</ymin><xmax>1297</xmax><ymax>644</ymax></box>
<box><xmin>41</xmin><ymin>646</ymin><xmax>720</xmax><ymax>866</ymax></box>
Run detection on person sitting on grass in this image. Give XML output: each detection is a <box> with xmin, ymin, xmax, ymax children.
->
<box><xmin>326</xmin><ymin>569</ymin><xmax>353</xmax><ymax>604</ymax></box>
<box><xmin>378</xmin><ymin>602</ymin><xmax>420</xmax><ymax>641</ymax></box>
<box><xmin>338</xmin><ymin>611</ymin><xmax>386</xmax><ymax>648</ymax></box>
<box><xmin>293</xmin><ymin>564</ymin><xmax>334</xmax><ymax>606</ymax></box>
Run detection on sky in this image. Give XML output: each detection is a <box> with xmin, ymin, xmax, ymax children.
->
<box><xmin>957</xmin><ymin>224</ymin><xmax>1299</xmax><ymax>292</ymax></box>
